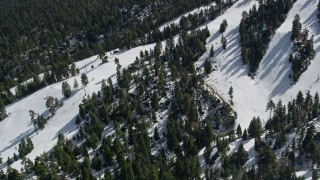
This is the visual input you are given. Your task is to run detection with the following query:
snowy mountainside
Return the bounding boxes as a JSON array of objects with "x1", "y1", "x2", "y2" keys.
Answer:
[
  {"x1": 0, "y1": 0, "x2": 319, "y2": 179},
  {"x1": 0, "y1": 44, "x2": 156, "y2": 170},
  {"x1": 199, "y1": 0, "x2": 320, "y2": 128}
]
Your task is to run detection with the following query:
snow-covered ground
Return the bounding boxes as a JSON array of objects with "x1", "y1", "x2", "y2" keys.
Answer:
[
  {"x1": 0, "y1": 44, "x2": 156, "y2": 170},
  {"x1": 197, "y1": 0, "x2": 320, "y2": 129}
]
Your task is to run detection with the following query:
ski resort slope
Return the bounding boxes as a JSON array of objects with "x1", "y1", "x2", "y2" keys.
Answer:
[
  {"x1": 199, "y1": 0, "x2": 320, "y2": 129},
  {"x1": 0, "y1": 44, "x2": 156, "y2": 170}
]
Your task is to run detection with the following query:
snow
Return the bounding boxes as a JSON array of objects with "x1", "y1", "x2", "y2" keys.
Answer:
[
  {"x1": 0, "y1": 44, "x2": 156, "y2": 170},
  {"x1": 197, "y1": 0, "x2": 320, "y2": 129},
  {"x1": 296, "y1": 170, "x2": 312, "y2": 180}
]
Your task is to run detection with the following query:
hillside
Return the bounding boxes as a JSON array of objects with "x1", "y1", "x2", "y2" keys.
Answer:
[
  {"x1": 0, "y1": 0, "x2": 319, "y2": 179},
  {"x1": 200, "y1": 0, "x2": 320, "y2": 128}
]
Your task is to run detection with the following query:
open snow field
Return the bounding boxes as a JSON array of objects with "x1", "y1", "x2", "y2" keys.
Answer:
[{"x1": 197, "y1": 0, "x2": 320, "y2": 129}]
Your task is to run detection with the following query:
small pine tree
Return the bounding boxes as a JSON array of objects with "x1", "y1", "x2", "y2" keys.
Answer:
[
  {"x1": 204, "y1": 58, "x2": 212, "y2": 74},
  {"x1": 242, "y1": 129, "x2": 248, "y2": 140},
  {"x1": 154, "y1": 127, "x2": 160, "y2": 141},
  {"x1": 291, "y1": 14, "x2": 301, "y2": 41},
  {"x1": 70, "y1": 63, "x2": 77, "y2": 76},
  {"x1": 81, "y1": 73, "x2": 89, "y2": 86},
  {"x1": 210, "y1": 45, "x2": 215, "y2": 57},
  {"x1": 45, "y1": 96, "x2": 58, "y2": 116},
  {"x1": 266, "y1": 100, "x2": 275, "y2": 119},
  {"x1": 219, "y1": 19, "x2": 228, "y2": 33},
  {"x1": 62, "y1": 81, "x2": 71, "y2": 98},
  {"x1": 7, "y1": 157, "x2": 12, "y2": 165},
  {"x1": 236, "y1": 124, "x2": 242, "y2": 137},
  {"x1": 248, "y1": 117, "x2": 262, "y2": 138},
  {"x1": 13, "y1": 153, "x2": 18, "y2": 161},
  {"x1": 76, "y1": 116, "x2": 81, "y2": 125},
  {"x1": 229, "y1": 86, "x2": 233, "y2": 105},
  {"x1": 0, "y1": 100, "x2": 7, "y2": 121},
  {"x1": 73, "y1": 79, "x2": 79, "y2": 89},
  {"x1": 221, "y1": 35, "x2": 227, "y2": 49}
]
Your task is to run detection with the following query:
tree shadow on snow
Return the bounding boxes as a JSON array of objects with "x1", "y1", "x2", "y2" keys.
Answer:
[
  {"x1": 52, "y1": 115, "x2": 77, "y2": 141},
  {"x1": 300, "y1": 0, "x2": 317, "y2": 12},
  {"x1": 0, "y1": 128, "x2": 36, "y2": 154}
]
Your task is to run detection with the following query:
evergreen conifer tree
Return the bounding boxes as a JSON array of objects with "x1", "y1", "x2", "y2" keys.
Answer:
[
  {"x1": 0, "y1": 100, "x2": 7, "y2": 121},
  {"x1": 81, "y1": 74, "x2": 89, "y2": 86},
  {"x1": 204, "y1": 58, "x2": 212, "y2": 74},
  {"x1": 62, "y1": 81, "x2": 71, "y2": 98}
]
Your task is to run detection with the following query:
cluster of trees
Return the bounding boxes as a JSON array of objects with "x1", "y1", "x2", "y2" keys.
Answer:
[
  {"x1": 75, "y1": 27, "x2": 235, "y2": 179},
  {"x1": 18, "y1": 138, "x2": 34, "y2": 158},
  {"x1": 0, "y1": 27, "x2": 238, "y2": 179},
  {"x1": 289, "y1": 15, "x2": 316, "y2": 82},
  {"x1": 239, "y1": 0, "x2": 295, "y2": 74},
  {"x1": 206, "y1": 91, "x2": 320, "y2": 179},
  {"x1": 0, "y1": 0, "x2": 241, "y2": 109},
  {"x1": 0, "y1": 61, "x2": 80, "y2": 112},
  {"x1": 264, "y1": 91, "x2": 320, "y2": 172},
  {"x1": 0, "y1": 0, "x2": 237, "y2": 120},
  {"x1": 29, "y1": 110, "x2": 46, "y2": 130},
  {"x1": 0, "y1": 0, "x2": 226, "y2": 106},
  {"x1": 45, "y1": 96, "x2": 63, "y2": 117},
  {"x1": 219, "y1": 19, "x2": 228, "y2": 33}
]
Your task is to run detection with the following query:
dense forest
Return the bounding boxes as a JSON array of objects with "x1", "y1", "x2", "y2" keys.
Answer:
[
  {"x1": 1, "y1": 21, "x2": 320, "y2": 180},
  {"x1": 1, "y1": 28, "x2": 238, "y2": 179},
  {"x1": 239, "y1": 0, "x2": 295, "y2": 75},
  {"x1": 0, "y1": 0, "x2": 236, "y2": 107},
  {"x1": 1, "y1": 0, "x2": 320, "y2": 179}
]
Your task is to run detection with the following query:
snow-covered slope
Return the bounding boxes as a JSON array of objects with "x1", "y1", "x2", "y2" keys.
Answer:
[
  {"x1": 1, "y1": 0, "x2": 319, "y2": 174},
  {"x1": 198, "y1": 0, "x2": 320, "y2": 128},
  {"x1": 0, "y1": 44, "x2": 156, "y2": 170}
]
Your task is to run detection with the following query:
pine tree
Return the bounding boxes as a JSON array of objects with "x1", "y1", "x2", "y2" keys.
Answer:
[
  {"x1": 312, "y1": 92, "x2": 319, "y2": 118},
  {"x1": 236, "y1": 124, "x2": 242, "y2": 137},
  {"x1": 81, "y1": 73, "x2": 89, "y2": 86},
  {"x1": 0, "y1": 100, "x2": 7, "y2": 121},
  {"x1": 7, "y1": 157, "x2": 12, "y2": 165},
  {"x1": 291, "y1": 14, "x2": 302, "y2": 41},
  {"x1": 45, "y1": 96, "x2": 58, "y2": 116},
  {"x1": 62, "y1": 81, "x2": 71, "y2": 98},
  {"x1": 210, "y1": 45, "x2": 215, "y2": 57},
  {"x1": 236, "y1": 143, "x2": 248, "y2": 165},
  {"x1": 151, "y1": 92, "x2": 159, "y2": 110},
  {"x1": 70, "y1": 63, "x2": 77, "y2": 76},
  {"x1": 229, "y1": 86, "x2": 233, "y2": 105},
  {"x1": 221, "y1": 34, "x2": 227, "y2": 49},
  {"x1": 258, "y1": 145, "x2": 276, "y2": 175},
  {"x1": 204, "y1": 58, "x2": 212, "y2": 74},
  {"x1": 242, "y1": 129, "x2": 248, "y2": 140},
  {"x1": 248, "y1": 117, "x2": 262, "y2": 138},
  {"x1": 73, "y1": 79, "x2": 79, "y2": 89},
  {"x1": 266, "y1": 100, "x2": 275, "y2": 120},
  {"x1": 219, "y1": 19, "x2": 228, "y2": 33},
  {"x1": 154, "y1": 127, "x2": 160, "y2": 141}
]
